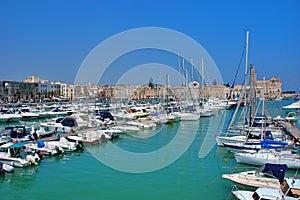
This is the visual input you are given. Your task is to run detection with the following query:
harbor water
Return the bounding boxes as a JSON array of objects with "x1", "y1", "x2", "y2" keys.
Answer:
[{"x1": 0, "y1": 100, "x2": 299, "y2": 200}]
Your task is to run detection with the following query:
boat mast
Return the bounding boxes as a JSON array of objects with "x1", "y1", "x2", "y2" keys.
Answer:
[
  {"x1": 166, "y1": 74, "x2": 169, "y2": 113},
  {"x1": 261, "y1": 77, "x2": 266, "y2": 139},
  {"x1": 243, "y1": 30, "x2": 250, "y2": 132},
  {"x1": 201, "y1": 58, "x2": 204, "y2": 106}
]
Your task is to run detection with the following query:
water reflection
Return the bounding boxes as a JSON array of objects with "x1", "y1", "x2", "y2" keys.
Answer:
[{"x1": 0, "y1": 165, "x2": 39, "y2": 190}]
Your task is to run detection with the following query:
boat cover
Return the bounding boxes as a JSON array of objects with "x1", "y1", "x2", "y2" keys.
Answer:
[
  {"x1": 37, "y1": 140, "x2": 45, "y2": 148},
  {"x1": 261, "y1": 139, "x2": 288, "y2": 149},
  {"x1": 260, "y1": 163, "x2": 288, "y2": 183},
  {"x1": 56, "y1": 117, "x2": 78, "y2": 127}
]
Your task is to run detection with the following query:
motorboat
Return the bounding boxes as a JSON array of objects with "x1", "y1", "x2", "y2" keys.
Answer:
[
  {"x1": 4, "y1": 111, "x2": 22, "y2": 122},
  {"x1": 0, "y1": 141, "x2": 40, "y2": 167},
  {"x1": 40, "y1": 117, "x2": 78, "y2": 133},
  {"x1": 19, "y1": 107, "x2": 39, "y2": 119},
  {"x1": 172, "y1": 111, "x2": 200, "y2": 121},
  {"x1": 40, "y1": 108, "x2": 69, "y2": 118},
  {"x1": 126, "y1": 107, "x2": 150, "y2": 119},
  {"x1": 4, "y1": 125, "x2": 32, "y2": 141},
  {"x1": 44, "y1": 137, "x2": 83, "y2": 152},
  {"x1": 100, "y1": 127, "x2": 123, "y2": 140},
  {"x1": 25, "y1": 140, "x2": 63, "y2": 156},
  {"x1": 232, "y1": 178, "x2": 300, "y2": 200},
  {"x1": 222, "y1": 163, "x2": 288, "y2": 188},
  {"x1": 110, "y1": 124, "x2": 140, "y2": 134},
  {"x1": 95, "y1": 111, "x2": 115, "y2": 122},
  {"x1": 31, "y1": 126, "x2": 56, "y2": 139},
  {"x1": 285, "y1": 112, "x2": 298, "y2": 122},
  {"x1": 282, "y1": 100, "x2": 300, "y2": 112},
  {"x1": 68, "y1": 128, "x2": 110, "y2": 145},
  {"x1": 125, "y1": 118, "x2": 157, "y2": 129}
]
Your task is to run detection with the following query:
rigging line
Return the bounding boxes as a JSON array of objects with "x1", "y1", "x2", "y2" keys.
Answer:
[
  {"x1": 225, "y1": 47, "x2": 245, "y2": 129},
  {"x1": 231, "y1": 47, "x2": 245, "y2": 88},
  {"x1": 226, "y1": 47, "x2": 245, "y2": 104}
]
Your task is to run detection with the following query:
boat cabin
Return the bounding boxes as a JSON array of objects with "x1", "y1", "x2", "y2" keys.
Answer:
[
  {"x1": 4, "y1": 126, "x2": 31, "y2": 139},
  {"x1": 251, "y1": 188, "x2": 283, "y2": 200},
  {"x1": 281, "y1": 179, "x2": 300, "y2": 198},
  {"x1": 251, "y1": 179, "x2": 300, "y2": 200},
  {"x1": 127, "y1": 107, "x2": 149, "y2": 118},
  {"x1": 95, "y1": 111, "x2": 114, "y2": 122}
]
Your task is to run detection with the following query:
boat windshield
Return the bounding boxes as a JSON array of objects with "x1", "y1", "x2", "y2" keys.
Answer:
[
  {"x1": 252, "y1": 192, "x2": 259, "y2": 200},
  {"x1": 281, "y1": 179, "x2": 300, "y2": 198},
  {"x1": 252, "y1": 191, "x2": 274, "y2": 200}
]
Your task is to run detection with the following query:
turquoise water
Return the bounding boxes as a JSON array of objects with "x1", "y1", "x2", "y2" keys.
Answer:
[{"x1": 0, "y1": 100, "x2": 299, "y2": 200}]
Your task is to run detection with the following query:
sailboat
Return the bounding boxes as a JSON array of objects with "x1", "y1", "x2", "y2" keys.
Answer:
[
  {"x1": 216, "y1": 31, "x2": 286, "y2": 151},
  {"x1": 216, "y1": 30, "x2": 251, "y2": 147}
]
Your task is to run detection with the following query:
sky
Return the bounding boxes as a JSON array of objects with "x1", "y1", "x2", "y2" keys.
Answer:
[{"x1": 0, "y1": 0, "x2": 299, "y2": 92}]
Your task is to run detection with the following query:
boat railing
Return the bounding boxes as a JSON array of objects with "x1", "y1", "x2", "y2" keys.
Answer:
[
  {"x1": 224, "y1": 166, "x2": 256, "y2": 174},
  {"x1": 231, "y1": 185, "x2": 248, "y2": 200}
]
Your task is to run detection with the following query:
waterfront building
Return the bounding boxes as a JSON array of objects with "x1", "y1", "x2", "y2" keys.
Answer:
[
  {"x1": 99, "y1": 85, "x2": 114, "y2": 100},
  {"x1": 61, "y1": 83, "x2": 75, "y2": 100},
  {"x1": 24, "y1": 76, "x2": 62, "y2": 100},
  {"x1": 256, "y1": 77, "x2": 282, "y2": 99},
  {"x1": 0, "y1": 80, "x2": 38, "y2": 103},
  {"x1": 205, "y1": 85, "x2": 230, "y2": 100},
  {"x1": 24, "y1": 76, "x2": 41, "y2": 83}
]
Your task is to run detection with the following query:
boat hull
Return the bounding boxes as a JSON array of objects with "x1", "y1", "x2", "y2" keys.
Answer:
[{"x1": 235, "y1": 152, "x2": 300, "y2": 169}]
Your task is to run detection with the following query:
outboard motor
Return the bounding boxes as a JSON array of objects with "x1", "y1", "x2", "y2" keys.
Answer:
[
  {"x1": 75, "y1": 141, "x2": 84, "y2": 151},
  {"x1": 36, "y1": 150, "x2": 44, "y2": 160},
  {"x1": 0, "y1": 162, "x2": 4, "y2": 175},
  {"x1": 0, "y1": 162, "x2": 14, "y2": 173},
  {"x1": 55, "y1": 146, "x2": 64, "y2": 155},
  {"x1": 26, "y1": 154, "x2": 39, "y2": 166}
]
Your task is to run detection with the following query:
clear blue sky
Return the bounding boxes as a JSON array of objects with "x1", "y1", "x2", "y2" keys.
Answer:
[{"x1": 1, "y1": 0, "x2": 299, "y2": 92}]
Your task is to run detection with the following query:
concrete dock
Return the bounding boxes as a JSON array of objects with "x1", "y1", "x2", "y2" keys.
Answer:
[{"x1": 283, "y1": 122, "x2": 300, "y2": 143}]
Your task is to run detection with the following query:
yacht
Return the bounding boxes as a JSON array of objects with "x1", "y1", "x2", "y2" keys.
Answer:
[
  {"x1": 19, "y1": 107, "x2": 39, "y2": 119},
  {"x1": 283, "y1": 100, "x2": 300, "y2": 112}
]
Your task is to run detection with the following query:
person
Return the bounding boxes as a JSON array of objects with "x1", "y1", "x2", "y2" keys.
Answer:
[
  {"x1": 20, "y1": 146, "x2": 28, "y2": 159},
  {"x1": 33, "y1": 129, "x2": 38, "y2": 142}
]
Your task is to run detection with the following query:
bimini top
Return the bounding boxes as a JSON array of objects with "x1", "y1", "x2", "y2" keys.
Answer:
[{"x1": 0, "y1": 141, "x2": 30, "y2": 149}]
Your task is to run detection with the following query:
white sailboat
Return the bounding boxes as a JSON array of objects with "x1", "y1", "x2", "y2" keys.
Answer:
[
  {"x1": 223, "y1": 163, "x2": 287, "y2": 189},
  {"x1": 234, "y1": 148, "x2": 300, "y2": 169}
]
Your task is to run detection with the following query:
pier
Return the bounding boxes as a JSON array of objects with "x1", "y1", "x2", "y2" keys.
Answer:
[{"x1": 283, "y1": 122, "x2": 300, "y2": 143}]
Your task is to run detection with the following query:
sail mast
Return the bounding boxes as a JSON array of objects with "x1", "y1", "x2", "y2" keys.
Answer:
[{"x1": 243, "y1": 30, "x2": 250, "y2": 131}]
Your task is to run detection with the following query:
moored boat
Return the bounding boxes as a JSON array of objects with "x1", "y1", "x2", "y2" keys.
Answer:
[
  {"x1": 232, "y1": 178, "x2": 300, "y2": 200},
  {"x1": 234, "y1": 149, "x2": 300, "y2": 169},
  {"x1": 222, "y1": 163, "x2": 287, "y2": 189},
  {"x1": 0, "y1": 141, "x2": 40, "y2": 167}
]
